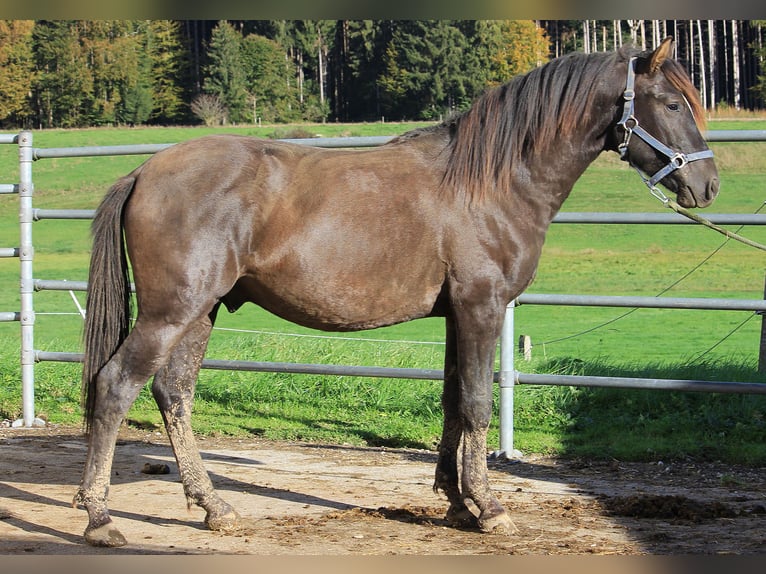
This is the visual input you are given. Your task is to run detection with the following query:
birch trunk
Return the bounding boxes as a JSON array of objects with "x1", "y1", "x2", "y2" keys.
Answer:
[
  {"x1": 732, "y1": 20, "x2": 741, "y2": 110},
  {"x1": 707, "y1": 20, "x2": 716, "y2": 110},
  {"x1": 697, "y1": 20, "x2": 707, "y2": 110}
]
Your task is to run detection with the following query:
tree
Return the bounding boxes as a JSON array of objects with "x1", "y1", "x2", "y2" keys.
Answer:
[
  {"x1": 290, "y1": 20, "x2": 334, "y2": 121},
  {"x1": 487, "y1": 20, "x2": 550, "y2": 83},
  {"x1": 118, "y1": 47, "x2": 154, "y2": 126},
  {"x1": 147, "y1": 20, "x2": 189, "y2": 124},
  {"x1": 331, "y1": 20, "x2": 390, "y2": 121},
  {"x1": 378, "y1": 20, "x2": 472, "y2": 120},
  {"x1": 203, "y1": 21, "x2": 248, "y2": 123},
  {"x1": 752, "y1": 20, "x2": 766, "y2": 107},
  {"x1": 191, "y1": 93, "x2": 226, "y2": 126},
  {"x1": 0, "y1": 20, "x2": 35, "y2": 127},
  {"x1": 377, "y1": 20, "x2": 549, "y2": 121},
  {"x1": 80, "y1": 21, "x2": 140, "y2": 124},
  {"x1": 241, "y1": 33, "x2": 298, "y2": 122},
  {"x1": 32, "y1": 21, "x2": 95, "y2": 127}
]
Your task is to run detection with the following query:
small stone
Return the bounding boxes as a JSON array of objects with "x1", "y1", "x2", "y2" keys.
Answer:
[{"x1": 141, "y1": 463, "x2": 170, "y2": 475}]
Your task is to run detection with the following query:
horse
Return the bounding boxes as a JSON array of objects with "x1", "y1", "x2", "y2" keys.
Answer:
[{"x1": 74, "y1": 37, "x2": 718, "y2": 546}]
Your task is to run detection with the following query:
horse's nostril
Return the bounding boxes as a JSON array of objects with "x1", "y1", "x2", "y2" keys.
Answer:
[{"x1": 707, "y1": 177, "x2": 720, "y2": 202}]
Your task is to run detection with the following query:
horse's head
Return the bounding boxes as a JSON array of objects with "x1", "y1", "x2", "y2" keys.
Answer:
[{"x1": 613, "y1": 37, "x2": 719, "y2": 208}]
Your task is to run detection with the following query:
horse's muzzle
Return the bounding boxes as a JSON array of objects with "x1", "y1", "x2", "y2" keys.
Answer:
[{"x1": 678, "y1": 176, "x2": 719, "y2": 208}]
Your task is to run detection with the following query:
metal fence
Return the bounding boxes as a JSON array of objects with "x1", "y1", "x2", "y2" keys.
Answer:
[{"x1": 2, "y1": 130, "x2": 766, "y2": 457}]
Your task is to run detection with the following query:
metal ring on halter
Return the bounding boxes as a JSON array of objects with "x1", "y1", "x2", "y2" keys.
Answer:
[{"x1": 669, "y1": 153, "x2": 687, "y2": 169}]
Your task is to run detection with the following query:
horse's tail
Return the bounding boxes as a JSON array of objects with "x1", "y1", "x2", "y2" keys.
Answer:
[{"x1": 81, "y1": 175, "x2": 137, "y2": 435}]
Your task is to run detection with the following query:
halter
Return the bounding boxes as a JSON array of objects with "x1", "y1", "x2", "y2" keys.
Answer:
[
  {"x1": 617, "y1": 57, "x2": 714, "y2": 202},
  {"x1": 615, "y1": 58, "x2": 766, "y2": 251}
]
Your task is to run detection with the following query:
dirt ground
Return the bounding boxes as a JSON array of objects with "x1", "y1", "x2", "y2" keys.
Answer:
[{"x1": 0, "y1": 423, "x2": 764, "y2": 555}]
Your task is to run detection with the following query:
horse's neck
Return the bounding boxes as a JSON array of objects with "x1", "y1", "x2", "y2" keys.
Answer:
[{"x1": 512, "y1": 127, "x2": 611, "y2": 225}]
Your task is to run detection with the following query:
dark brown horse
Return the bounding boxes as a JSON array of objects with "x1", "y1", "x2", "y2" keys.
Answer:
[{"x1": 74, "y1": 38, "x2": 718, "y2": 546}]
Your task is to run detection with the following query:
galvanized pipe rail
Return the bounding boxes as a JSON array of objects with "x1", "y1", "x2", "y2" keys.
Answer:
[
  {"x1": 2, "y1": 130, "x2": 765, "y2": 456},
  {"x1": 29, "y1": 209, "x2": 766, "y2": 226},
  {"x1": 30, "y1": 278, "x2": 766, "y2": 312}
]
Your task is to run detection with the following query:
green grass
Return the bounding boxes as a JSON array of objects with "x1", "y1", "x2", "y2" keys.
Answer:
[{"x1": 1, "y1": 120, "x2": 765, "y2": 464}]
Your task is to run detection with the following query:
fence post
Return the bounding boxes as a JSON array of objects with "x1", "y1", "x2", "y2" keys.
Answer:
[
  {"x1": 15, "y1": 131, "x2": 42, "y2": 428},
  {"x1": 497, "y1": 301, "x2": 521, "y2": 458}
]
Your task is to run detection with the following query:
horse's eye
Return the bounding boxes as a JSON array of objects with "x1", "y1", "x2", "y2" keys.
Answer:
[{"x1": 666, "y1": 103, "x2": 681, "y2": 112}]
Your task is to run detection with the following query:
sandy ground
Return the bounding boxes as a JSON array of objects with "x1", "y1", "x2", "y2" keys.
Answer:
[{"x1": 1, "y1": 423, "x2": 764, "y2": 555}]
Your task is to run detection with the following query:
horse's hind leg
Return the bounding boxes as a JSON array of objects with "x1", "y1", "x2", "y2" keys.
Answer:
[
  {"x1": 74, "y1": 320, "x2": 192, "y2": 547},
  {"x1": 151, "y1": 306, "x2": 242, "y2": 533}
]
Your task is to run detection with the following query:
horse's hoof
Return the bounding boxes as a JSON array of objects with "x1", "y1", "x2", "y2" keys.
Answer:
[
  {"x1": 84, "y1": 524, "x2": 128, "y2": 547},
  {"x1": 478, "y1": 510, "x2": 519, "y2": 535},
  {"x1": 205, "y1": 509, "x2": 243, "y2": 532}
]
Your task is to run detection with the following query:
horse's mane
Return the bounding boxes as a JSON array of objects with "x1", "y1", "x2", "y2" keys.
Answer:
[{"x1": 441, "y1": 45, "x2": 706, "y2": 202}]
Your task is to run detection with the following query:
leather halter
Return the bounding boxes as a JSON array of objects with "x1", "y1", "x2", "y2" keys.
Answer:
[{"x1": 617, "y1": 57, "x2": 714, "y2": 196}]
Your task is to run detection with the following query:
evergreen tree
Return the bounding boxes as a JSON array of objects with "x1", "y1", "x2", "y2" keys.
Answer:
[
  {"x1": 32, "y1": 21, "x2": 95, "y2": 128},
  {"x1": 241, "y1": 33, "x2": 298, "y2": 122},
  {"x1": 86, "y1": 21, "x2": 159, "y2": 125},
  {"x1": 379, "y1": 20, "x2": 440, "y2": 120},
  {"x1": 378, "y1": 21, "x2": 483, "y2": 120},
  {"x1": 147, "y1": 20, "x2": 189, "y2": 124},
  {"x1": 118, "y1": 36, "x2": 154, "y2": 126},
  {"x1": 203, "y1": 21, "x2": 249, "y2": 124},
  {"x1": 332, "y1": 20, "x2": 390, "y2": 121}
]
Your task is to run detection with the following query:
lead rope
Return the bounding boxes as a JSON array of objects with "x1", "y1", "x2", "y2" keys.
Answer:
[{"x1": 640, "y1": 175, "x2": 766, "y2": 252}]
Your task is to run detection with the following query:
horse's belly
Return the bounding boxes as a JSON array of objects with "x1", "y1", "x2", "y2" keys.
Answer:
[{"x1": 226, "y1": 269, "x2": 443, "y2": 332}]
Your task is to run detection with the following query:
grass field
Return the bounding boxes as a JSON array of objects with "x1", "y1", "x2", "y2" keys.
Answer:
[{"x1": 1, "y1": 120, "x2": 765, "y2": 463}]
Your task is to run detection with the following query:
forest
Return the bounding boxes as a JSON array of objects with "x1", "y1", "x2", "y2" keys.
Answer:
[{"x1": 0, "y1": 19, "x2": 765, "y2": 129}]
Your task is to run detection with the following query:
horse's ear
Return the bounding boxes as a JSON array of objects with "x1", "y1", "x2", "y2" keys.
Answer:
[{"x1": 649, "y1": 37, "x2": 674, "y2": 73}]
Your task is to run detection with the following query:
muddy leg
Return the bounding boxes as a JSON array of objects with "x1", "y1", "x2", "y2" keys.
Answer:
[
  {"x1": 151, "y1": 308, "x2": 242, "y2": 532},
  {"x1": 74, "y1": 321, "x2": 188, "y2": 547},
  {"x1": 454, "y1": 306, "x2": 517, "y2": 534},
  {"x1": 434, "y1": 316, "x2": 477, "y2": 527}
]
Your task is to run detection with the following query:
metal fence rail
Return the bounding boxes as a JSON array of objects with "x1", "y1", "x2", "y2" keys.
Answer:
[{"x1": 2, "y1": 130, "x2": 765, "y2": 457}]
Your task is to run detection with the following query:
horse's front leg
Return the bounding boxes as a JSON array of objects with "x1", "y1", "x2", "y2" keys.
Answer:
[
  {"x1": 151, "y1": 311, "x2": 242, "y2": 533},
  {"x1": 434, "y1": 316, "x2": 477, "y2": 527},
  {"x1": 453, "y1": 304, "x2": 518, "y2": 534}
]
